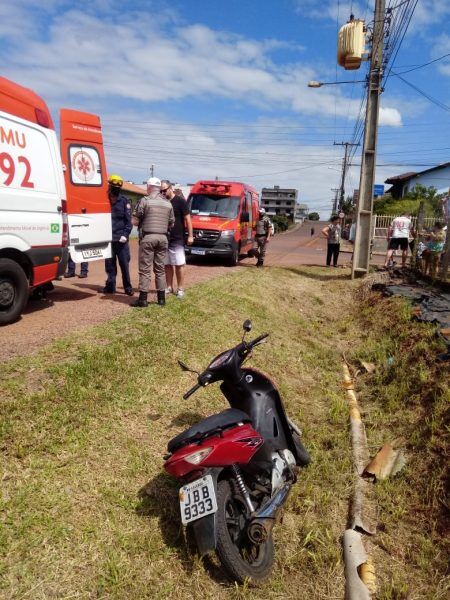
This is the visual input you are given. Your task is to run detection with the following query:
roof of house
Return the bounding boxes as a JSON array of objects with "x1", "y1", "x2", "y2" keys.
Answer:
[
  {"x1": 122, "y1": 181, "x2": 146, "y2": 195},
  {"x1": 385, "y1": 162, "x2": 450, "y2": 184},
  {"x1": 384, "y1": 171, "x2": 417, "y2": 184}
]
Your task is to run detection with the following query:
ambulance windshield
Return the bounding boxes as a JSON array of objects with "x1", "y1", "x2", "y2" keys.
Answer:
[{"x1": 190, "y1": 194, "x2": 240, "y2": 218}]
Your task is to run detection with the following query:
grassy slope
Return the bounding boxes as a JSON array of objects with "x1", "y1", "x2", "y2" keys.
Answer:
[
  {"x1": 347, "y1": 294, "x2": 449, "y2": 600},
  {"x1": 1, "y1": 267, "x2": 353, "y2": 600},
  {"x1": 1, "y1": 268, "x2": 447, "y2": 599}
]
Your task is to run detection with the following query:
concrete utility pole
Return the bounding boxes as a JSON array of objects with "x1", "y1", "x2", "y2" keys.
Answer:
[
  {"x1": 150, "y1": 164, "x2": 154, "y2": 177},
  {"x1": 351, "y1": 0, "x2": 386, "y2": 279},
  {"x1": 334, "y1": 142, "x2": 360, "y2": 212},
  {"x1": 331, "y1": 188, "x2": 339, "y2": 215}
]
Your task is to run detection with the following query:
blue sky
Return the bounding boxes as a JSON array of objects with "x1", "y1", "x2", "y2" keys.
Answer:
[{"x1": 1, "y1": 0, "x2": 449, "y2": 216}]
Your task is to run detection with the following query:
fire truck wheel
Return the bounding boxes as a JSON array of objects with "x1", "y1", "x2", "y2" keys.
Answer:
[
  {"x1": 0, "y1": 258, "x2": 29, "y2": 326},
  {"x1": 227, "y1": 247, "x2": 239, "y2": 267}
]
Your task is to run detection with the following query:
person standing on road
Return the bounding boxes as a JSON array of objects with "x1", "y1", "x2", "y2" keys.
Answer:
[
  {"x1": 310, "y1": 226, "x2": 315, "y2": 237},
  {"x1": 253, "y1": 207, "x2": 271, "y2": 267},
  {"x1": 161, "y1": 180, "x2": 194, "y2": 298},
  {"x1": 383, "y1": 212, "x2": 414, "y2": 269},
  {"x1": 64, "y1": 255, "x2": 88, "y2": 279},
  {"x1": 322, "y1": 215, "x2": 341, "y2": 267},
  {"x1": 100, "y1": 174, "x2": 133, "y2": 296},
  {"x1": 131, "y1": 177, "x2": 174, "y2": 308}
]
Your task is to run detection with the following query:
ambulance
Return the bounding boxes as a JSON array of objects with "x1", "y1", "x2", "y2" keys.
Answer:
[
  {"x1": 0, "y1": 77, "x2": 112, "y2": 325},
  {"x1": 186, "y1": 180, "x2": 259, "y2": 266}
]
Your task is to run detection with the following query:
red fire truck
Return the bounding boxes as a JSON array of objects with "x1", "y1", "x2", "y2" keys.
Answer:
[{"x1": 186, "y1": 180, "x2": 259, "y2": 266}]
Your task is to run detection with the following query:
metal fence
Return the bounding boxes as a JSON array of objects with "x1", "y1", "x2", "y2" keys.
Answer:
[{"x1": 372, "y1": 214, "x2": 439, "y2": 239}]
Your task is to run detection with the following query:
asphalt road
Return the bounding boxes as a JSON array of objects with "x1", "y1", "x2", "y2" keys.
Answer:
[{"x1": 0, "y1": 222, "x2": 359, "y2": 362}]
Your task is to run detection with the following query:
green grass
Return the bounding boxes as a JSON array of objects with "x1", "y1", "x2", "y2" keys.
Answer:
[
  {"x1": 348, "y1": 293, "x2": 450, "y2": 599},
  {"x1": 2, "y1": 267, "x2": 447, "y2": 599},
  {"x1": 1, "y1": 267, "x2": 354, "y2": 599}
]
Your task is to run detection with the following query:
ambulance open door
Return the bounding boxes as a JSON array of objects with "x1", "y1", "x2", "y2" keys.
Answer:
[{"x1": 60, "y1": 109, "x2": 112, "y2": 262}]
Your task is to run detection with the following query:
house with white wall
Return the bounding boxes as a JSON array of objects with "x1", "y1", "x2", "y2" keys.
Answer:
[{"x1": 385, "y1": 162, "x2": 450, "y2": 199}]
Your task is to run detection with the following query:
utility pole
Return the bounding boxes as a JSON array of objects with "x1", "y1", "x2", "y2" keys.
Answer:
[
  {"x1": 331, "y1": 188, "x2": 339, "y2": 215},
  {"x1": 334, "y1": 141, "x2": 360, "y2": 212},
  {"x1": 351, "y1": 0, "x2": 385, "y2": 279},
  {"x1": 150, "y1": 163, "x2": 154, "y2": 177}
]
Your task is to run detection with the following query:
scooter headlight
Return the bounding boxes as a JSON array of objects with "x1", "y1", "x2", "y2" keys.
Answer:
[
  {"x1": 184, "y1": 447, "x2": 213, "y2": 465},
  {"x1": 209, "y1": 349, "x2": 232, "y2": 368}
]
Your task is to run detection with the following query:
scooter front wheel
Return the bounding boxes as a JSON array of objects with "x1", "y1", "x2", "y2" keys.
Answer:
[{"x1": 215, "y1": 479, "x2": 274, "y2": 584}]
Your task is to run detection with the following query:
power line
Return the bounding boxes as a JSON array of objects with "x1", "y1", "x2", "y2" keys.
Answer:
[
  {"x1": 394, "y1": 52, "x2": 450, "y2": 74},
  {"x1": 383, "y1": 0, "x2": 419, "y2": 86},
  {"x1": 393, "y1": 72, "x2": 450, "y2": 112}
]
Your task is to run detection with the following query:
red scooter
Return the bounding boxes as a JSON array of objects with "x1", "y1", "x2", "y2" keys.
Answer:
[{"x1": 164, "y1": 320, "x2": 310, "y2": 584}]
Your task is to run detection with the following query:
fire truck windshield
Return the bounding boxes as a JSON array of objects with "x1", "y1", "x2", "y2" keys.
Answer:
[{"x1": 190, "y1": 194, "x2": 240, "y2": 218}]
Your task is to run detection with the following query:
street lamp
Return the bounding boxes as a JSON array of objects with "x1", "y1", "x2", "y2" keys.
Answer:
[{"x1": 307, "y1": 79, "x2": 366, "y2": 87}]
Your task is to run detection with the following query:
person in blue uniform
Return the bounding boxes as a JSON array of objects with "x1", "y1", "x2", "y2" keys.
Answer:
[
  {"x1": 99, "y1": 174, "x2": 133, "y2": 295},
  {"x1": 64, "y1": 255, "x2": 88, "y2": 278}
]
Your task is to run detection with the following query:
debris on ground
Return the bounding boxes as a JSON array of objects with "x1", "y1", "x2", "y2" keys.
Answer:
[
  {"x1": 372, "y1": 274, "x2": 450, "y2": 360},
  {"x1": 343, "y1": 529, "x2": 374, "y2": 600},
  {"x1": 364, "y1": 439, "x2": 406, "y2": 481}
]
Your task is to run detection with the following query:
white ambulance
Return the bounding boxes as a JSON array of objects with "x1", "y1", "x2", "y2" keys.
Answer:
[{"x1": 0, "y1": 77, "x2": 112, "y2": 325}]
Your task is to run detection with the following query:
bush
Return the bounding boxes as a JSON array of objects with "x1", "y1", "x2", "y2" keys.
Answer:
[{"x1": 271, "y1": 215, "x2": 290, "y2": 233}]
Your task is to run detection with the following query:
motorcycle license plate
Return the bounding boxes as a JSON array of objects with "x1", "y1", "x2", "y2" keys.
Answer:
[{"x1": 179, "y1": 475, "x2": 217, "y2": 525}]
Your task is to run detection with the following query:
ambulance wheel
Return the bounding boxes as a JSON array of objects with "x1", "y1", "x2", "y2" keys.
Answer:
[
  {"x1": 0, "y1": 259, "x2": 29, "y2": 325},
  {"x1": 227, "y1": 247, "x2": 239, "y2": 267}
]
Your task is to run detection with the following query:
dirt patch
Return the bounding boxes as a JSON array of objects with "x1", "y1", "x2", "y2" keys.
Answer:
[
  {"x1": 0, "y1": 241, "x2": 241, "y2": 363},
  {"x1": 2, "y1": 224, "x2": 377, "y2": 365}
]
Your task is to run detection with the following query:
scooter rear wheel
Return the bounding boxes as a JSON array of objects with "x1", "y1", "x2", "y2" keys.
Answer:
[{"x1": 215, "y1": 479, "x2": 274, "y2": 584}]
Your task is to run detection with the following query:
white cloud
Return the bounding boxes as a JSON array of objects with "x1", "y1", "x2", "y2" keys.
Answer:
[
  {"x1": 293, "y1": 1, "x2": 369, "y2": 22},
  {"x1": 432, "y1": 34, "x2": 450, "y2": 76},
  {"x1": 412, "y1": 0, "x2": 450, "y2": 27},
  {"x1": 379, "y1": 107, "x2": 402, "y2": 127},
  {"x1": 1, "y1": 4, "x2": 403, "y2": 126},
  {"x1": 2, "y1": 1, "x2": 435, "y2": 218}
]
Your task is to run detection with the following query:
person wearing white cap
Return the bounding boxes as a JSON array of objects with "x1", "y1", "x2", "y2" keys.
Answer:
[
  {"x1": 130, "y1": 177, "x2": 174, "y2": 307},
  {"x1": 252, "y1": 207, "x2": 271, "y2": 267}
]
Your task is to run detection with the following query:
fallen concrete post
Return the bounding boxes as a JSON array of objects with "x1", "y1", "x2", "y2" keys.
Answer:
[{"x1": 343, "y1": 529, "x2": 373, "y2": 600}]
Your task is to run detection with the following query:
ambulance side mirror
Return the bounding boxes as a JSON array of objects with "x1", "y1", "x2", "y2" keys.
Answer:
[{"x1": 240, "y1": 211, "x2": 249, "y2": 223}]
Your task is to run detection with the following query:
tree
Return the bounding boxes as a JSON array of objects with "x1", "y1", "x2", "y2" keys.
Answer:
[
  {"x1": 340, "y1": 195, "x2": 356, "y2": 216},
  {"x1": 271, "y1": 215, "x2": 290, "y2": 233},
  {"x1": 373, "y1": 184, "x2": 445, "y2": 217},
  {"x1": 308, "y1": 212, "x2": 320, "y2": 221}
]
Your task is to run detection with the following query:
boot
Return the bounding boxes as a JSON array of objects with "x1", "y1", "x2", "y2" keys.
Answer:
[
  {"x1": 130, "y1": 291, "x2": 148, "y2": 308},
  {"x1": 157, "y1": 290, "x2": 166, "y2": 306},
  {"x1": 256, "y1": 260, "x2": 263, "y2": 268}
]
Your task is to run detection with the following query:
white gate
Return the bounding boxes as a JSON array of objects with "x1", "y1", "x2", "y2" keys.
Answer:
[{"x1": 372, "y1": 214, "x2": 439, "y2": 239}]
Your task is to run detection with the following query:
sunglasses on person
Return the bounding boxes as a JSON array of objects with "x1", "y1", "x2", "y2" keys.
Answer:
[{"x1": 160, "y1": 186, "x2": 171, "y2": 193}]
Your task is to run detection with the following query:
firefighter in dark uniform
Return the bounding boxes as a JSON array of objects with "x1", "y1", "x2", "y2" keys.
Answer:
[
  {"x1": 253, "y1": 207, "x2": 271, "y2": 267},
  {"x1": 100, "y1": 174, "x2": 133, "y2": 295}
]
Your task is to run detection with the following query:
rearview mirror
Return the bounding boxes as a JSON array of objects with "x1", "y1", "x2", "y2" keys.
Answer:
[
  {"x1": 243, "y1": 319, "x2": 252, "y2": 332},
  {"x1": 178, "y1": 360, "x2": 192, "y2": 372},
  {"x1": 240, "y1": 211, "x2": 250, "y2": 223}
]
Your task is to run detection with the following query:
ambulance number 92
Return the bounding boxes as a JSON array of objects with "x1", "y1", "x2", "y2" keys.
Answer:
[{"x1": 0, "y1": 152, "x2": 34, "y2": 188}]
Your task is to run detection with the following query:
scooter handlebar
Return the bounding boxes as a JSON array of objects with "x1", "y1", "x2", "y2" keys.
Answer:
[
  {"x1": 248, "y1": 333, "x2": 269, "y2": 348},
  {"x1": 183, "y1": 382, "x2": 202, "y2": 400}
]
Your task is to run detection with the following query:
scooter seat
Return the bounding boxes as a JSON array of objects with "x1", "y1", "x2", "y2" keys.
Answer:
[{"x1": 168, "y1": 408, "x2": 250, "y2": 453}]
